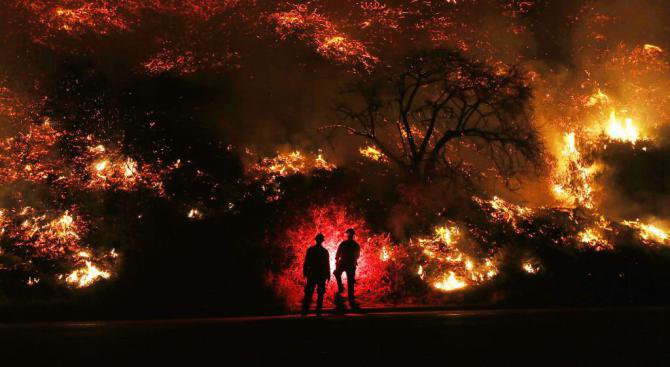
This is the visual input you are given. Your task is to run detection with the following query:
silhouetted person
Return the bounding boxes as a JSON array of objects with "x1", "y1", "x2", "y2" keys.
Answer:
[
  {"x1": 302, "y1": 233, "x2": 330, "y2": 316},
  {"x1": 334, "y1": 228, "x2": 361, "y2": 309}
]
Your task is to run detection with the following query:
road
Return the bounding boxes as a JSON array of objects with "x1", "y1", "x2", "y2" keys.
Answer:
[{"x1": 1, "y1": 307, "x2": 668, "y2": 366}]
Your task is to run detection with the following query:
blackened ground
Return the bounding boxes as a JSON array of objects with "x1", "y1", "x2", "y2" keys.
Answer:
[{"x1": 1, "y1": 307, "x2": 669, "y2": 366}]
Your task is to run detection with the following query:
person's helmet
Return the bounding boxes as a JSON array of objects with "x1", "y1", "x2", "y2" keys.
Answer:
[
  {"x1": 345, "y1": 228, "x2": 355, "y2": 235},
  {"x1": 315, "y1": 233, "x2": 325, "y2": 242}
]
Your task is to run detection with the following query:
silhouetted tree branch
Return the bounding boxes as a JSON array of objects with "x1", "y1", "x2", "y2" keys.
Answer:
[{"x1": 334, "y1": 49, "x2": 544, "y2": 185}]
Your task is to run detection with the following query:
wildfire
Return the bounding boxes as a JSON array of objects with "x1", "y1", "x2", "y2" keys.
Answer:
[{"x1": 10, "y1": 0, "x2": 670, "y2": 308}]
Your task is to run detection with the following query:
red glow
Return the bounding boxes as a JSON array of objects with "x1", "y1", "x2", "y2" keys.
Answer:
[{"x1": 269, "y1": 203, "x2": 392, "y2": 309}]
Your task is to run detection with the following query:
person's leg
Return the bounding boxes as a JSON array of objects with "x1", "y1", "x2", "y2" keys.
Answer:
[
  {"x1": 334, "y1": 267, "x2": 344, "y2": 293},
  {"x1": 316, "y1": 280, "x2": 326, "y2": 316},
  {"x1": 346, "y1": 268, "x2": 357, "y2": 306},
  {"x1": 302, "y1": 279, "x2": 316, "y2": 316}
]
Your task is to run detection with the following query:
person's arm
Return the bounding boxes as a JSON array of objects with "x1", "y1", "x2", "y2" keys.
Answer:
[
  {"x1": 335, "y1": 243, "x2": 343, "y2": 264},
  {"x1": 354, "y1": 242, "x2": 361, "y2": 261},
  {"x1": 326, "y1": 251, "x2": 331, "y2": 280},
  {"x1": 303, "y1": 249, "x2": 310, "y2": 277}
]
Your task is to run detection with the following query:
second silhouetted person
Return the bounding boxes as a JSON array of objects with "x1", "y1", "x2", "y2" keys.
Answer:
[{"x1": 334, "y1": 228, "x2": 361, "y2": 309}]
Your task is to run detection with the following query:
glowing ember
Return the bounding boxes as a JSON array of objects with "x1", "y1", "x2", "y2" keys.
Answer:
[
  {"x1": 474, "y1": 196, "x2": 533, "y2": 233},
  {"x1": 270, "y1": 5, "x2": 378, "y2": 71},
  {"x1": 250, "y1": 151, "x2": 334, "y2": 179},
  {"x1": 0, "y1": 205, "x2": 118, "y2": 288},
  {"x1": 247, "y1": 150, "x2": 336, "y2": 200}
]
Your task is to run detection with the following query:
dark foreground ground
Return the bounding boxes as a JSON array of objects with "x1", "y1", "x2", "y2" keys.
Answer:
[{"x1": 1, "y1": 307, "x2": 669, "y2": 366}]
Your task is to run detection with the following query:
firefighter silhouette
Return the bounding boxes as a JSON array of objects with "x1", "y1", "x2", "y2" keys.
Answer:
[
  {"x1": 301, "y1": 233, "x2": 330, "y2": 316},
  {"x1": 334, "y1": 228, "x2": 361, "y2": 309}
]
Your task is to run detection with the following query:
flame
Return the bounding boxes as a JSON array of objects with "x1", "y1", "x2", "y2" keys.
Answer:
[
  {"x1": 578, "y1": 227, "x2": 612, "y2": 251},
  {"x1": 247, "y1": 150, "x2": 335, "y2": 201},
  {"x1": 622, "y1": 220, "x2": 670, "y2": 245},
  {"x1": 643, "y1": 44, "x2": 663, "y2": 54},
  {"x1": 359, "y1": 146, "x2": 386, "y2": 162},
  {"x1": 605, "y1": 110, "x2": 640, "y2": 144},
  {"x1": 475, "y1": 196, "x2": 533, "y2": 233},
  {"x1": 522, "y1": 261, "x2": 540, "y2": 274},
  {"x1": 434, "y1": 225, "x2": 459, "y2": 245},
  {"x1": 586, "y1": 89, "x2": 610, "y2": 107},
  {"x1": 552, "y1": 132, "x2": 598, "y2": 209},
  {"x1": 187, "y1": 208, "x2": 203, "y2": 219},
  {"x1": 66, "y1": 261, "x2": 111, "y2": 288},
  {"x1": 252, "y1": 150, "x2": 334, "y2": 179},
  {"x1": 433, "y1": 272, "x2": 467, "y2": 291},
  {"x1": 380, "y1": 245, "x2": 391, "y2": 261},
  {"x1": 413, "y1": 224, "x2": 499, "y2": 292}
]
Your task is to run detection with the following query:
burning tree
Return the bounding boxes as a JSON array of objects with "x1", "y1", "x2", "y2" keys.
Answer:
[{"x1": 334, "y1": 49, "x2": 543, "y2": 185}]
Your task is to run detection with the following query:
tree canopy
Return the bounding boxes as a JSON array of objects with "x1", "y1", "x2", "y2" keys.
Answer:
[{"x1": 335, "y1": 49, "x2": 544, "y2": 186}]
